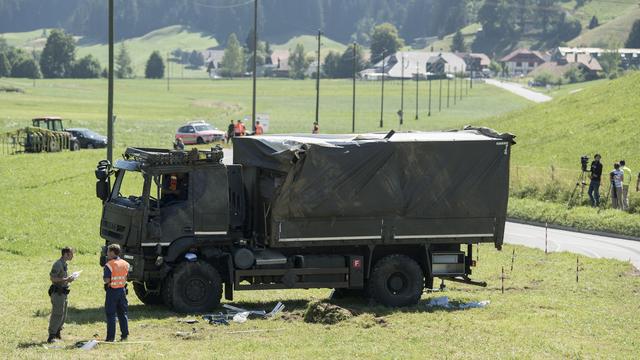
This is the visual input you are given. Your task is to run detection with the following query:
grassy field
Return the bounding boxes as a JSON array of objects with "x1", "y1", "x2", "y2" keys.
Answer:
[
  {"x1": 480, "y1": 71, "x2": 640, "y2": 235},
  {"x1": 1, "y1": 25, "x2": 218, "y2": 78},
  {"x1": 0, "y1": 77, "x2": 530, "y2": 149},
  {"x1": 272, "y1": 34, "x2": 347, "y2": 55},
  {"x1": 1, "y1": 69, "x2": 639, "y2": 358},
  {"x1": 569, "y1": 4, "x2": 640, "y2": 47}
]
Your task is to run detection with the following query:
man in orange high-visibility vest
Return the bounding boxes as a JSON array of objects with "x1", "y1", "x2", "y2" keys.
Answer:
[{"x1": 103, "y1": 244, "x2": 130, "y2": 342}]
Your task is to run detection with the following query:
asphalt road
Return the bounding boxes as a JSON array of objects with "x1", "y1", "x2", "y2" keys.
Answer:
[
  {"x1": 222, "y1": 146, "x2": 639, "y2": 269},
  {"x1": 485, "y1": 79, "x2": 552, "y2": 103},
  {"x1": 505, "y1": 222, "x2": 640, "y2": 269}
]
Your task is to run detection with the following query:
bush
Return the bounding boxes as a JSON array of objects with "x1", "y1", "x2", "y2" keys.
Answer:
[
  {"x1": 533, "y1": 72, "x2": 561, "y2": 86},
  {"x1": 72, "y1": 55, "x2": 101, "y2": 78},
  {"x1": 564, "y1": 66, "x2": 584, "y2": 84},
  {"x1": 11, "y1": 58, "x2": 41, "y2": 78}
]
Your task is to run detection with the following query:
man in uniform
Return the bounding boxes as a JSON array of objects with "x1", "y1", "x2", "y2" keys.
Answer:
[
  {"x1": 48, "y1": 247, "x2": 75, "y2": 343},
  {"x1": 103, "y1": 244, "x2": 130, "y2": 342}
]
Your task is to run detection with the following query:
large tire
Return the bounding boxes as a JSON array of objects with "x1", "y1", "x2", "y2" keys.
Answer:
[
  {"x1": 161, "y1": 275, "x2": 173, "y2": 308},
  {"x1": 133, "y1": 281, "x2": 163, "y2": 305},
  {"x1": 368, "y1": 254, "x2": 424, "y2": 307},
  {"x1": 330, "y1": 288, "x2": 366, "y2": 300},
  {"x1": 169, "y1": 261, "x2": 222, "y2": 313}
]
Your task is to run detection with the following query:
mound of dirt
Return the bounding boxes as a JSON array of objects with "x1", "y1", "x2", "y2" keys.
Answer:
[{"x1": 303, "y1": 301, "x2": 353, "y2": 325}]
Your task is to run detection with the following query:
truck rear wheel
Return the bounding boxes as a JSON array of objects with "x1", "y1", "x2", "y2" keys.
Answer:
[
  {"x1": 368, "y1": 254, "x2": 424, "y2": 307},
  {"x1": 133, "y1": 281, "x2": 163, "y2": 305},
  {"x1": 169, "y1": 261, "x2": 222, "y2": 313}
]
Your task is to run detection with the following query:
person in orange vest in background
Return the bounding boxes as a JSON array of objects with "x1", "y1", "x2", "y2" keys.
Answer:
[
  {"x1": 103, "y1": 244, "x2": 130, "y2": 342},
  {"x1": 254, "y1": 120, "x2": 264, "y2": 135},
  {"x1": 234, "y1": 119, "x2": 246, "y2": 137}
]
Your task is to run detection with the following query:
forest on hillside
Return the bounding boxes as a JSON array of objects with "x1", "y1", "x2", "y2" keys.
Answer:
[{"x1": 0, "y1": 0, "x2": 603, "y2": 53}]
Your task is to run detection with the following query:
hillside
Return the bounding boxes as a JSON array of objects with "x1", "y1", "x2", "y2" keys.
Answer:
[
  {"x1": 272, "y1": 35, "x2": 347, "y2": 56},
  {"x1": 77, "y1": 26, "x2": 217, "y2": 76},
  {"x1": 569, "y1": 4, "x2": 640, "y2": 47},
  {"x1": 481, "y1": 71, "x2": 640, "y2": 169}
]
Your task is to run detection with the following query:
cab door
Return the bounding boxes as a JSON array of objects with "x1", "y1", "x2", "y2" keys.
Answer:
[
  {"x1": 191, "y1": 166, "x2": 229, "y2": 236},
  {"x1": 158, "y1": 172, "x2": 194, "y2": 244}
]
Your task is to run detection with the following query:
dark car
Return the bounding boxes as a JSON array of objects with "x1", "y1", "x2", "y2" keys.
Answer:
[{"x1": 66, "y1": 128, "x2": 108, "y2": 149}]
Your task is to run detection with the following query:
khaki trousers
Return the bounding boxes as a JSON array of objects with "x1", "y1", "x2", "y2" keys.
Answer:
[{"x1": 48, "y1": 293, "x2": 68, "y2": 335}]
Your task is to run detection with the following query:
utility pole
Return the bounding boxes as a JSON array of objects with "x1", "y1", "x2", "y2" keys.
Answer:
[
  {"x1": 379, "y1": 50, "x2": 385, "y2": 128},
  {"x1": 466, "y1": 70, "x2": 469, "y2": 95},
  {"x1": 315, "y1": 29, "x2": 322, "y2": 125},
  {"x1": 428, "y1": 75, "x2": 432, "y2": 117},
  {"x1": 352, "y1": 42, "x2": 357, "y2": 133},
  {"x1": 415, "y1": 62, "x2": 419, "y2": 120},
  {"x1": 166, "y1": 52, "x2": 170, "y2": 91},
  {"x1": 400, "y1": 55, "x2": 404, "y2": 126},
  {"x1": 251, "y1": 0, "x2": 258, "y2": 132},
  {"x1": 460, "y1": 68, "x2": 463, "y2": 101},
  {"x1": 438, "y1": 75, "x2": 442, "y2": 112},
  {"x1": 107, "y1": 0, "x2": 114, "y2": 164},
  {"x1": 453, "y1": 66, "x2": 457, "y2": 106},
  {"x1": 447, "y1": 67, "x2": 450, "y2": 108}
]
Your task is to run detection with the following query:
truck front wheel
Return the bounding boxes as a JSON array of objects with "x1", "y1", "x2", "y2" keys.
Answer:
[
  {"x1": 169, "y1": 261, "x2": 222, "y2": 313},
  {"x1": 368, "y1": 254, "x2": 424, "y2": 307},
  {"x1": 133, "y1": 281, "x2": 163, "y2": 305}
]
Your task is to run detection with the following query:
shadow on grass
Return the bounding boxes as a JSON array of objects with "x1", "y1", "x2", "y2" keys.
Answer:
[{"x1": 66, "y1": 304, "x2": 176, "y2": 325}]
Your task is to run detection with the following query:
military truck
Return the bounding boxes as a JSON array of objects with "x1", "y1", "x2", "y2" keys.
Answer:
[{"x1": 95, "y1": 127, "x2": 515, "y2": 312}]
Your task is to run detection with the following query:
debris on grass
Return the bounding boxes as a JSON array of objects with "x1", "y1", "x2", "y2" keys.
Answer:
[
  {"x1": 353, "y1": 313, "x2": 388, "y2": 328},
  {"x1": 0, "y1": 85, "x2": 24, "y2": 93},
  {"x1": 177, "y1": 318, "x2": 198, "y2": 324},
  {"x1": 303, "y1": 301, "x2": 353, "y2": 324},
  {"x1": 426, "y1": 296, "x2": 490, "y2": 310}
]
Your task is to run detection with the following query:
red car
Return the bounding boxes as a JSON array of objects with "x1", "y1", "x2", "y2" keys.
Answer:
[{"x1": 175, "y1": 121, "x2": 225, "y2": 144}]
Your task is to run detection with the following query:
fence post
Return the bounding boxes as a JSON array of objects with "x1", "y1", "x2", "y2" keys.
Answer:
[{"x1": 501, "y1": 266, "x2": 505, "y2": 294}]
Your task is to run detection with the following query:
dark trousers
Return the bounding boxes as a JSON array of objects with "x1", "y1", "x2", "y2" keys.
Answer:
[
  {"x1": 105, "y1": 288, "x2": 129, "y2": 341},
  {"x1": 588, "y1": 180, "x2": 600, "y2": 207}
]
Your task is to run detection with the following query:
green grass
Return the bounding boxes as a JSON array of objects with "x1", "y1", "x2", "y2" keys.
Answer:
[
  {"x1": 424, "y1": 23, "x2": 482, "y2": 52},
  {"x1": 569, "y1": 4, "x2": 640, "y2": 47},
  {"x1": 481, "y1": 71, "x2": 640, "y2": 234},
  {"x1": 76, "y1": 25, "x2": 217, "y2": 77},
  {"x1": 272, "y1": 34, "x2": 347, "y2": 56},
  {"x1": 0, "y1": 77, "x2": 530, "y2": 149},
  {"x1": 1, "y1": 26, "x2": 218, "y2": 77},
  {"x1": 0, "y1": 70, "x2": 639, "y2": 358}
]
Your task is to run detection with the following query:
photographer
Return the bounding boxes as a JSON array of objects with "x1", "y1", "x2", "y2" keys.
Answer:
[
  {"x1": 620, "y1": 160, "x2": 632, "y2": 211},
  {"x1": 588, "y1": 154, "x2": 602, "y2": 207},
  {"x1": 610, "y1": 163, "x2": 624, "y2": 209}
]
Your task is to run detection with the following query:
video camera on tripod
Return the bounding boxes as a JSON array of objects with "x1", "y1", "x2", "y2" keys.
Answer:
[{"x1": 567, "y1": 155, "x2": 591, "y2": 208}]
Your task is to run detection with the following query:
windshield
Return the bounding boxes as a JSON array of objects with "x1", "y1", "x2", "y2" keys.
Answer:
[
  {"x1": 195, "y1": 125, "x2": 215, "y2": 131},
  {"x1": 110, "y1": 170, "x2": 146, "y2": 207},
  {"x1": 81, "y1": 129, "x2": 102, "y2": 138}
]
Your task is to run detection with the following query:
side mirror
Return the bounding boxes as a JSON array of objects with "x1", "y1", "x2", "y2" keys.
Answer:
[{"x1": 96, "y1": 180, "x2": 110, "y2": 201}]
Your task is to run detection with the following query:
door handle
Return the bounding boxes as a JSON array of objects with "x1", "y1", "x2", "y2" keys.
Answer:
[{"x1": 183, "y1": 227, "x2": 193, "y2": 233}]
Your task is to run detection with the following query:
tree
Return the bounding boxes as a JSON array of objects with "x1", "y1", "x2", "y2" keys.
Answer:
[
  {"x1": 0, "y1": 53, "x2": 11, "y2": 77},
  {"x1": 39, "y1": 29, "x2": 76, "y2": 78},
  {"x1": 370, "y1": 23, "x2": 404, "y2": 64},
  {"x1": 599, "y1": 51, "x2": 621, "y2": 79},
  {"x1": 188, "y1": 50, "x2": 204, "y2": 68},
  {"x1": 71, "y1": 54, "x2": 101, "y2": 78},
  {"x1": 451, "y1": 30, "x2": 467, "y2": 52},
  {"x1": 323, "y1": 51, "x2": 340, "y2": 78},
  {"x1": 626, "y1": 20, "x2": 640, "y2": 48},
  {"x1": 288, "y1": 43, "x2": 310, "y2": 79},
  {"x1": 11, "y1": 58, "x2": 41, "y2": 78},
  {"x1": 220, "y1": 33, "x2": 244, "y2": 78},
  {"x1": 145, "y1": 51, "x2": 165, "y2": 79},
  {"x1": 116, "y1": 43, "x2": 134, "y2": 79},
  {"x1": 563, "y1": 66, "x2": 584, "y2": 84},
  {"x1": 588, "y1": 16, "x2": 599, "y2": 30}
]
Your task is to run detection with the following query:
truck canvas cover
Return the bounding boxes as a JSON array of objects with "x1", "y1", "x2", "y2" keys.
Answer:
[{"x1": 233, "y1": 127, "x2": 515, "y2": 248}]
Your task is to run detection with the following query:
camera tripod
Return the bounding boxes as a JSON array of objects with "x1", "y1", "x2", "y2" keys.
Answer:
[{"x1": 567, "y1": 170, "x2": 589, "y2": 208}]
